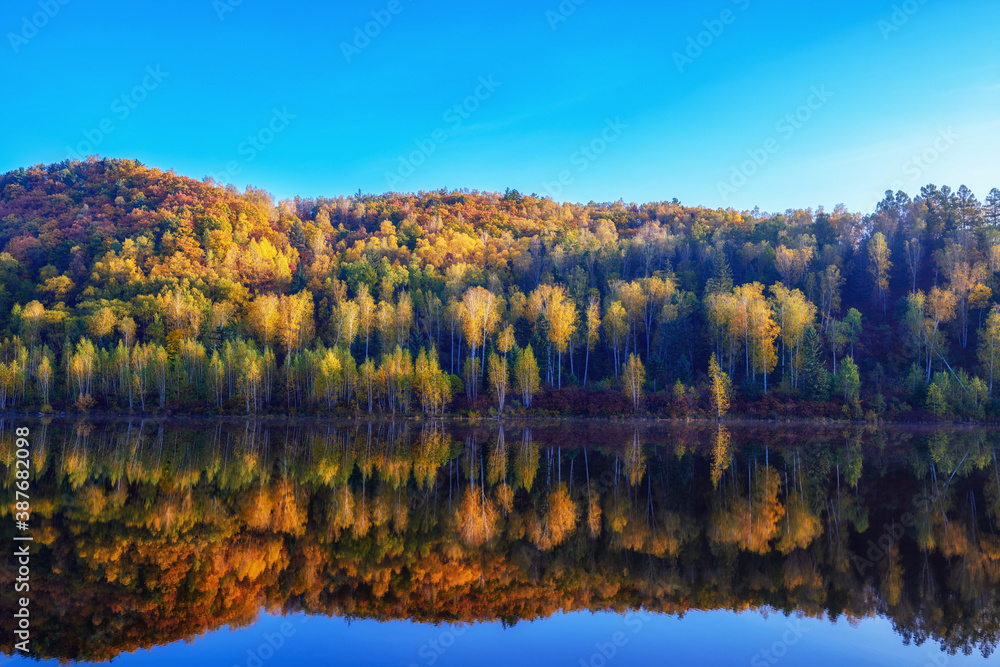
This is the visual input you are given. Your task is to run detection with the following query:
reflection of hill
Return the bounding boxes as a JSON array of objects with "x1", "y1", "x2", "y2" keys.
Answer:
[{"x1": 2, "y1": 419, "x2": 1000, "y2": 662}]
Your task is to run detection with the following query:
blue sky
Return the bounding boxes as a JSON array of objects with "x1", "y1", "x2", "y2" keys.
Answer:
[
  {"x1": 0, "y1": 610, "x2": 992, "y2": 667},
  {"x1": 0, "y1": 0, "x2": 997, "y2": 213}
]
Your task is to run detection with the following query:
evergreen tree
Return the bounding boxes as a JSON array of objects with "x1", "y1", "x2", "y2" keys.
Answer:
[
  {"x1": 705, "y1": 252, "x2": 734, "y2": 296},
  {"x1": 801, "y1": 327, "x2": 829, "y2": 401}
]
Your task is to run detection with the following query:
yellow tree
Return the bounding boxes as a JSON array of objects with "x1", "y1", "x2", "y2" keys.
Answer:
[
  {"x1": 488, "y1": 352, "x2": 508, "y2": 412},
  {"x1": 733, "y1": 283, "x2": 778, "y2": 392},
  {"x1": 774, "y1": 245, "x2": 812, "y2": 287},
  {"x1": 19, "y1": 301, "x2": 46, "y2": 343},
  {"x1": 414, "y1": 348, "x2": 450, "y2": 416},
  {"x1": 250, "y1": 293, "x2": 280, "y2": 348},
  {"x1": 749, "y1": 299, "x2": 779, "y2": 393},
  {"x1": 459, "y1": 286, "x2": 502, "y2": 395},
  {"x1": 529, "y1": 283, "x2": 573, "y2": 385},
  {"x1": 868, "y1": 232, "x2": 892, "y2": 317},
  {"x1": 769, "y1": 284, "x2": 816, "y2": 388},
  {"x1": 117, "y1": 316, "x2": 137, "y2": 348},
  {"x1": 548, "y1": 294, "x2": 577, "y2": 388},
  {"x1": 819, "y1": 264, "x2": 844, "y2": 331},
  {"x1": 37, "y1": 354, "x2": 52, "y2": 407},
  {"x1": 278, "y1": 291, "x2": 314, "y2": 355},
  {"x1": 708, "y1": 352, "x2": 729, "y2": 419},
  {"x1": 617, "y1": 280, "x2": 647, "y2": 359},
  {"x1": 162, "y1": 288, "x2": 204, "y2": 337},
  {"x1": 357, "y1": 284, "x2": 376, "y2": 359},
  {"x1": 945, "y1": 259, "x2": 991, "y2": 349},
  {"x1": 208, "y1": 350, "x2": 224, "y2": 407},
  {"x1": 622, "y1": 353, "x2": 645, "y2": 410},
  {"x1": 496, "y1": 324, "x2": 515, "y2": 363},
  {"x1": 706, "y1": 289, "x2": 744, "y2": 379},
  {"x1": 514, "y1": 345, "x2": 540, "y2": 408},
  {"x1": 924, "y1": 286, "x2": 957, "y2": 382},
  {"x1": 640, "y1": 276, "x2": 672, "y2": 358},
  {"x1": 88, "y1": 307, "x2": 117, "y2": 342},
  {"x1": 376, "y1": 299, "x2": 395, "y2": 350},
  {"x1": 337, "y1": 299, "x2": 359, "y2": 349},
  {"x1": 978, "y1": 306, "x2": 1000, "y2": 395},
  {"x1": 359, "y1": 358, "x2": 378, "y2": 412},
  {"x1": 775, "y1": 244, "x2": 797, "y2": 286},
  {"x1": 395, "y1": 291, "x2": 414, "y2": 350},
  {"x1": 603, "y1": 300, "x2": 627, "y2": 376}
]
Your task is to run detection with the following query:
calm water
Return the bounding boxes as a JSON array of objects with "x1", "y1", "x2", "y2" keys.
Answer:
[{"x1": 2, "y1": 419, "x2": 999, "y2": 665}]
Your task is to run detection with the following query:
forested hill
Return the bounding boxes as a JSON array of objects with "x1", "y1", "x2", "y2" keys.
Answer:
[{"x1": 1, "y1": 157, "x2": 999, "y2": 420}]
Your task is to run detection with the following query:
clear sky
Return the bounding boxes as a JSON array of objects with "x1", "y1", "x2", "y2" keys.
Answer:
[
  {"x1": 0, "y1": 610, "x2": 991, "y2": 667},
  {"x1": 0, "y1": 0, "x2": 997, "y2": 213}
]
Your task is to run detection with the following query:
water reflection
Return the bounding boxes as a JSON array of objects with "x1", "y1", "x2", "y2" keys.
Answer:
[{"x1": 2, "y1": 419, "x2": 1000, "y2": 662}]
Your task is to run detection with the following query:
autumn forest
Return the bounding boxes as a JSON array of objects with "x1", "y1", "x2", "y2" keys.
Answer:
[{"x1": 2, "y1": 158, "x2": 1000, "y2": 420}]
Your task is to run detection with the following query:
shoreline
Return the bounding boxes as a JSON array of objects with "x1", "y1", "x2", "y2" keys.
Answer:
[{"x1": 4, "y1": 409, "x2": 998, "y2": 432}]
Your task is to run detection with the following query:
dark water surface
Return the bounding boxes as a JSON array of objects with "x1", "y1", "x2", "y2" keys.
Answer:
[{"x1": 2, "y1": 418, "x2": 999, "y2": 665}]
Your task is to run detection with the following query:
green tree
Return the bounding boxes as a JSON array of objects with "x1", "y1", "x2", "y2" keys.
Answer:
[
  {"x1": 801, "y1": 327, "x2": 829, "y2": 401},
  {"x1": 841, "y1": 308, "x2": 863, "y2": 359},
  {"x1": 926, "y1": 381, "x2": 949, "y2": 417},
  {"x1": 839, "y1": 356, "x2": 860, "y2": 405},
  {"x1": 705, "y1": 252, "x2": 733, "y2": 296}
]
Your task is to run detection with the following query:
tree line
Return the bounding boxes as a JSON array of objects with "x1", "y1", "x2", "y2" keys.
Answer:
[{"x1": 2, "y1": 158, "x2": 1000, "y2": 418}]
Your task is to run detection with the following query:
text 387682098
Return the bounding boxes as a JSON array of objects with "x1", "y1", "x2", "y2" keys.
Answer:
[{"x1": 13, "y1": 426, "x2": 32, "y2": 653}]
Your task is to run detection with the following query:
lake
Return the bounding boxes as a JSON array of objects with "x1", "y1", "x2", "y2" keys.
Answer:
[{"x1": 2, "y1": 418, "x2": 998, "y2": 665}]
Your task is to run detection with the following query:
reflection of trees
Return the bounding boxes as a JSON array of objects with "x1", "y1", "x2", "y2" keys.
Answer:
[
  {"x1": 515, "y1": 428, "x2": 538, "y2": 492},
  {"x1": 710, "y1": 425, "x2": 731, "y2": 489},
  {"x1": 710, "y1": 462, "x2": 783, "y2": 554},
  {"x1": 4, "y1": 420, "x2": 1000, "y2": 661},
  {"x1": 528, "y1": 483, "x2": 577, "y2": 550},
  {"x1": 777, "y1": 454, "x2": 822, "y2": 554}
]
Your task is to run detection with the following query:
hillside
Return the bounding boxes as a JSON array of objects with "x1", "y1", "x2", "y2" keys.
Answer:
[{"x1": 0, "y1": 157, "x2": 999, "y2": 419}]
